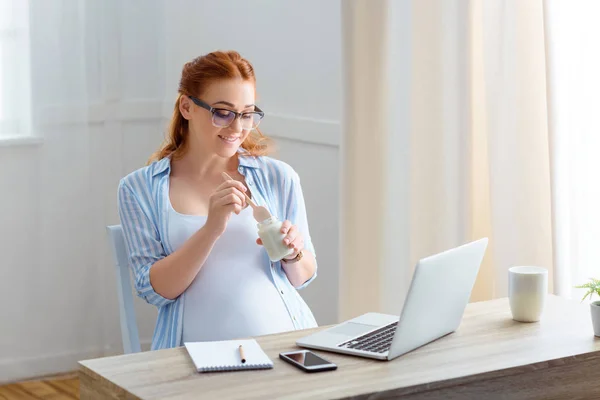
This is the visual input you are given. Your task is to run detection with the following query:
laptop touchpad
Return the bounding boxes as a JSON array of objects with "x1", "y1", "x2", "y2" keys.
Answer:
[{"x1": 328, "y1": 322, "x2": 378, "y2": 337}]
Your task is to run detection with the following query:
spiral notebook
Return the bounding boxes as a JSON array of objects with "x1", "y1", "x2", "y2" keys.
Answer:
[{"x1": 184, "y1": 339, "x2": 274, "y2": 372}]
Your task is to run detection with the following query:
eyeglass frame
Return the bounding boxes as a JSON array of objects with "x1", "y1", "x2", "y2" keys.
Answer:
[{"x1": 188, "y1": 95, "x2": 265, "y2": 129}]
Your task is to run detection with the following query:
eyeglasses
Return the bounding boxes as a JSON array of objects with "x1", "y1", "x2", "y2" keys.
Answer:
[{"x1": 188, "y1": 96, "x2": 264, "y2": 130}]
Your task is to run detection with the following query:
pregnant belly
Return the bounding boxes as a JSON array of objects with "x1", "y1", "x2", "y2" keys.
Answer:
[{"x1": 182, "y1": 259, "x2": 295, "y2": 342}]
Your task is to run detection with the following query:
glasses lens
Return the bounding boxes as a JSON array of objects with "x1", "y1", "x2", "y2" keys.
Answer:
[
  {"x1": 212, "y1": 109, "x2": 235, "y2": 127},
  {"x1": 240, "y1": 112, "x2": 263, "y2": 130}
]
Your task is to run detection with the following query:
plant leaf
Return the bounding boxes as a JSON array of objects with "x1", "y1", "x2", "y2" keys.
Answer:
[
  {"x1": 575, "y1": 283, "x2": 593, "y2": 289},
  {"x1": 575, "y1": 278, "x2": 600, "y2": 302}
]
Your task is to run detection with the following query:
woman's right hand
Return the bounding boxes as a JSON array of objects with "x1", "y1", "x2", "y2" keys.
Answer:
[{"x1": 204, "y1": 178, "x2": 247, "y2": 237}]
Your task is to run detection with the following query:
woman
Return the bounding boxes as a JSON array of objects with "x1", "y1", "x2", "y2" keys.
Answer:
[{"x1": 118, "y1": 51, "x2": 318, "y2": 350}]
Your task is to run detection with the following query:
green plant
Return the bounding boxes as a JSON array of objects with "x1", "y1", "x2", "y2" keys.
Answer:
[{"x1": 574, "y1": 278, "x2": 600, "y2": 302}]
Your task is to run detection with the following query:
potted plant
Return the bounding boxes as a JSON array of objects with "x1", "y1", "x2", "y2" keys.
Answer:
[{"x1": 575, "y1": 278, "x2": 600, "y2": 337}]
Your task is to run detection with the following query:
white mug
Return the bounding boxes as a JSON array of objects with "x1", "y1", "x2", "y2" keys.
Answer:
[{"x1": 508, "y1": 266, "x2": 548, "y2": 322}]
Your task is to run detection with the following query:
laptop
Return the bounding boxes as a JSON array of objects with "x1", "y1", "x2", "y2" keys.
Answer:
[{"x1": 296, "y1": 238, "x2": 488, "y2": 361}]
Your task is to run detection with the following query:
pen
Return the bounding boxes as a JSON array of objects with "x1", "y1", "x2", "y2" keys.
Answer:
[{"x1": 239, "y1": 344, "x2": 246, "y2": 364}]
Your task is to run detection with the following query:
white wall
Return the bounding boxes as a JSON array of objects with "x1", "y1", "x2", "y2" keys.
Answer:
[
  {"x1": 164, "y1": 0, "x2": 341, "y2": 122},
  {"x1": 0, "y1": 0, "x2": 341, "y2": 382}
]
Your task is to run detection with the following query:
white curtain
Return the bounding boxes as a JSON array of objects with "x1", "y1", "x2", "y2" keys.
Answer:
[
  {"x1": 0, "y1": 0, "x2": 116, "y2": 382},
  {"x1": 340, "y1": 0, "x2": 600, "y2": 319},
  {"x1": 471, "y1": 0, "x2": 554, "y2": 300}
]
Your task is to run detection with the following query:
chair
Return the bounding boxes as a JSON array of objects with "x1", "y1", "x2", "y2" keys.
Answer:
[{"x1": 106, "y1": 225, "x2": 141, "y2": 354}]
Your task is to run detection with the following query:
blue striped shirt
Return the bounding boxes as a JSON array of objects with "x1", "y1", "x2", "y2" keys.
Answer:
[{"x1": 117, "y1": 153, "x2": 318, "y2": 350}]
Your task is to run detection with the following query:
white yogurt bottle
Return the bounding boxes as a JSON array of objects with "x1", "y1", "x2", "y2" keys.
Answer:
[{"x1": 257, "y1": 216, "x2": 294, "y2": 262}]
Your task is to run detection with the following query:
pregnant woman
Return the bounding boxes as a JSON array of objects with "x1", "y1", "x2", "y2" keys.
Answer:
[{"x1": 118, "y1": 51, "x2": 318, "y2": 350}]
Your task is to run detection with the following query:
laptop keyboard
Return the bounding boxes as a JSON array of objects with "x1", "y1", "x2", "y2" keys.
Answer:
[{"x1": 337, "y1": 321, "x2": 398, "y2": 353}]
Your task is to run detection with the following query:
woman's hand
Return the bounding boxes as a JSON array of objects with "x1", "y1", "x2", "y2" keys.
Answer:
[
  {"x1": 256, "y1": 220, "x2": 304, "y2": 259},
  {"x1": 205, "y1": 179, "x2": 247, "y2": 237}
]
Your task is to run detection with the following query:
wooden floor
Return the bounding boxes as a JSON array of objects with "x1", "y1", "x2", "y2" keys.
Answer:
[{"x1": 0, "y1": 373, "x2": 78, "y2": 400}]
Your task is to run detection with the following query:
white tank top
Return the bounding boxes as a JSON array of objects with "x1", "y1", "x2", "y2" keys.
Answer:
[{"x1": 167, "y1": 203, "x2": 295, "y2": 342}]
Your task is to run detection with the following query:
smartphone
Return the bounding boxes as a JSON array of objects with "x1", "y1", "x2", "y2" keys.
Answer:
[{"x1": 279, "y1": 350, "x2": 337, "y2": 372}]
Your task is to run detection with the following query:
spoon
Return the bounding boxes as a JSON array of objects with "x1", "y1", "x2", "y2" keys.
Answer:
[{"x1": 221, "y1": 172, "x2": 271, "y2": 222}]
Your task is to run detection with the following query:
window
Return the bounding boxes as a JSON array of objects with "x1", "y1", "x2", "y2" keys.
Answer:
[
  {"x1": 0, "y1": 0, "x2": 30, "y2": 138},
  {"x1": 545, "y1": 0, "x2": 600, "y2": 297}
]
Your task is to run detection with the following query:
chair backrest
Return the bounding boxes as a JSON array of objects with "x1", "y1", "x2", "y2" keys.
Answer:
[{"x1": 106, "y1": 225, "x2": 141, "y2": 354}]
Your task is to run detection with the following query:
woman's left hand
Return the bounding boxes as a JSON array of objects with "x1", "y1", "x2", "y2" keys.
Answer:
[{"x1": 256, "y1": 220, "x2": 304, "y2": 259}]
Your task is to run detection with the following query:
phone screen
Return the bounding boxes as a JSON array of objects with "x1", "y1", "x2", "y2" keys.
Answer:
[{"x1": 284, "y1": 351, "x2": 333, "y2": 367}]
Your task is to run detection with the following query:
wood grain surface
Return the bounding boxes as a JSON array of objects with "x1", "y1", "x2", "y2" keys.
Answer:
[{"x1": 79, "y1": 295, "x2": 600, "y2": 399}]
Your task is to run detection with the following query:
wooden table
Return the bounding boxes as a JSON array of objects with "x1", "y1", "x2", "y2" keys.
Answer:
[{"x1": 79, "y1": 295, "x2": 600, "y2": 399}]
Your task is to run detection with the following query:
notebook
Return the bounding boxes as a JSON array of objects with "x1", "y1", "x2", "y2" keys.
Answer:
[{"x1": 184, "y1": 339, "x2": 274, "y2": 372}]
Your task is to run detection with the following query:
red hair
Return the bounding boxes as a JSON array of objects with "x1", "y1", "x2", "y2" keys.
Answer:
[{"x1": 149, "y1": 51, "x2": 271, "y2": 163}]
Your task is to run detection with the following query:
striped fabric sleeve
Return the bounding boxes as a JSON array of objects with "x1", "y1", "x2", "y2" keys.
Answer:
[
  {"x1": 117, "y1": 179, "x2": 175, "y2": 308},
  {"x1": 284, "y1": 169, "x2": 318, "y2": 290}
]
